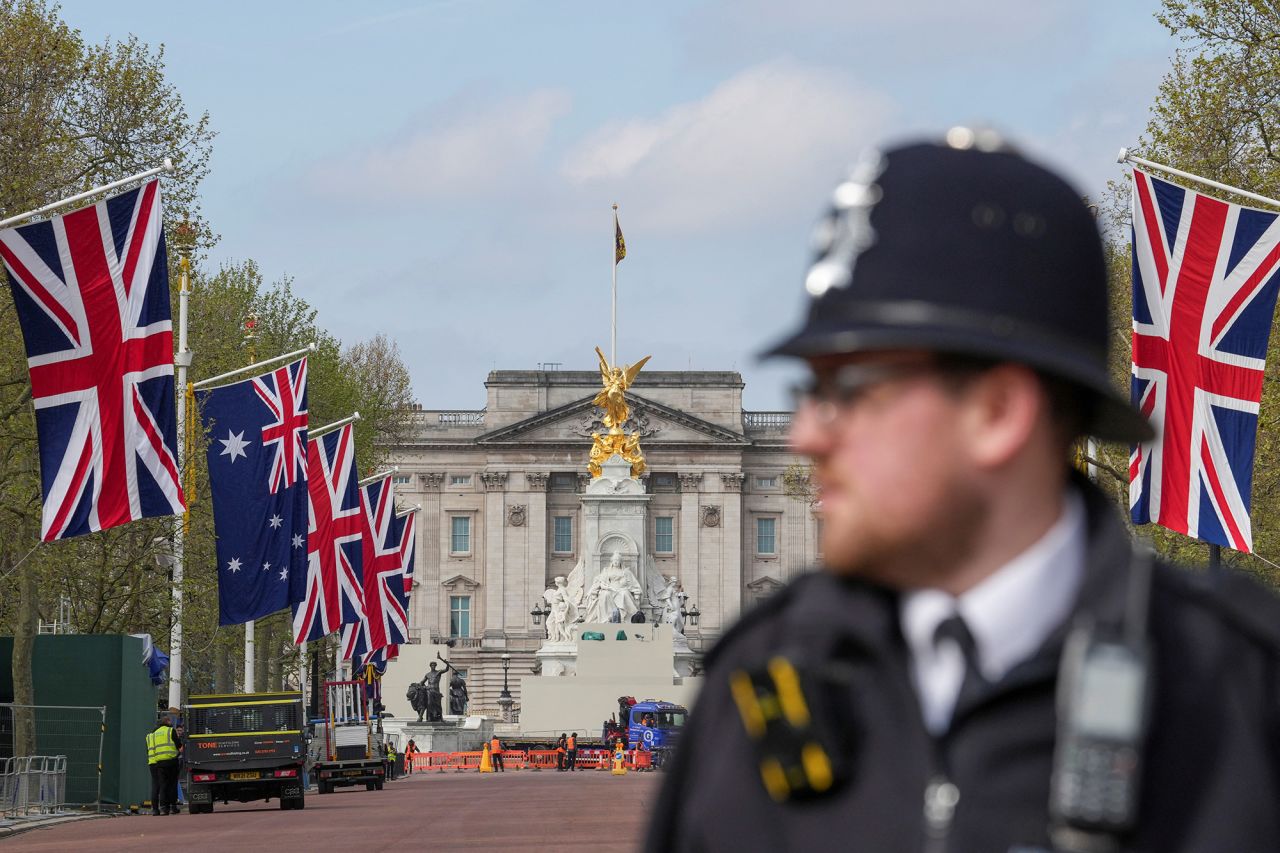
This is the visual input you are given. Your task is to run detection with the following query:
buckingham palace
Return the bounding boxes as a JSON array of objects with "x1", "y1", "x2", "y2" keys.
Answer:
[{"x1": 385, "y1": 367, "x2": 815, "y2": 711}]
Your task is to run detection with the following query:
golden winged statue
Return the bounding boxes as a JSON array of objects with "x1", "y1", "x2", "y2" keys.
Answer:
[
  {"x1": 589, "y1": 347, "x2": 651, "y2": 478},
  {"x1": 592, "y1": 347, "x2": 650, "y2": 429}
]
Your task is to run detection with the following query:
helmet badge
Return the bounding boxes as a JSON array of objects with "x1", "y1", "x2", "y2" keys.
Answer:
[{"x1": 804, "y1": 149, "x2": 886, "y2": 298}]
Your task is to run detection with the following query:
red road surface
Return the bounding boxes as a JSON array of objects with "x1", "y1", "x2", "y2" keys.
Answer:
[{"x1": 12, "y1": 770, "x2": 664, "y2": 851}]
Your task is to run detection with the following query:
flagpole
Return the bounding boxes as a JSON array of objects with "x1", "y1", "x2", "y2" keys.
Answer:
[
  {"x1": 0, "y1": 160, "x2": 175, "y2": 229},
  {"x1": 167, "y1": 219, "x2": 194, "y2": 711},
  {"x1": 243, "y1": 316, "x2": 258, "y2": 694},
  {"x1": 311, "y1": 412, "x2": 361, "y2": 440},
  {"x1": 191, "y1": 343, "x2": 317, "y2": 390},
  {"x1": 611, "y1": 203, "x2": 618, "y2": 366},
  {"x1": 357, "y1": 467, "x2": 398, "y2": 488},
  {"x1": 1117, "y1": 148, "x2": 1280, "y2": 210}
]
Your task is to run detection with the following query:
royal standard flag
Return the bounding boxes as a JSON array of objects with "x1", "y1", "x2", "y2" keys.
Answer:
[{"x1": 615, "y1": 211, "x2": 626, "y2": 265}]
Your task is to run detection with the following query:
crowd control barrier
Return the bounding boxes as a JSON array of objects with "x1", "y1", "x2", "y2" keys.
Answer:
[{"x1": 407, "y1": 748, "x2": 654, "y2": 774}]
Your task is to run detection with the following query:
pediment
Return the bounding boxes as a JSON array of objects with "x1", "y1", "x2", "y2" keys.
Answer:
[
  {"x1": 441, "y1": 574, "x2": 480, "y2": 591},
  {"x1": 745, "y1": 575, "x2": 784, "y2": 594},
  {"x1": 475, "y1": 393, "x2": 748, "y2": 446}
]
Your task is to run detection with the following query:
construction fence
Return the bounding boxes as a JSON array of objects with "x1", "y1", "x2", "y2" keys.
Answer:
[{"x1": 0, "y1": 703, "x2": 105, "y2": 814}]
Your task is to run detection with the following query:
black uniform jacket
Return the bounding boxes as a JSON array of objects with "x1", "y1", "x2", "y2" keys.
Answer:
[{"x1": 646, "y1": 483, "x2": 1280, "y2": 852}]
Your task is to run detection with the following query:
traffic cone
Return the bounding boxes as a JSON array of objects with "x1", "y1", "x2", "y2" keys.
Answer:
[
  {"x1": 480, "y1": 742, "x2": 494, "y2": 773},
  {"x1": 611, "y1": 746, "x2": 627, "y2": 776}
]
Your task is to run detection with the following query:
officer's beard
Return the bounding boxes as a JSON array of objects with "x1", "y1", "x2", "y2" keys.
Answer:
[{"x1": 822, "y1": 471, "x2": 988, "y2": 592}]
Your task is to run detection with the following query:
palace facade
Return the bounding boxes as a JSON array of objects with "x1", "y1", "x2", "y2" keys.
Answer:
[{"x1": 386, "y1": 369, "x2": 814, "y2": 712}]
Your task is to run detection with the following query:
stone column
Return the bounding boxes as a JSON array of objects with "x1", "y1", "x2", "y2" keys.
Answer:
[
  {"x1": 678, "y1": 473, "x2": 702, "y2": 626},
  {"x1": 420, "y1": 473, "x2": 445, "y2": 639},
  {"x1": 480, "y1": 471, "x2": 508, "y2": 644},
  {"x1": 525, "y1": 472, "x2": 549, "y2": 637},
  {"x1": 719, "y1": 473, "x2": 745, "y2": 631}
]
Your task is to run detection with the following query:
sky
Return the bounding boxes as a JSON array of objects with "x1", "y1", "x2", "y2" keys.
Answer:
[{"x1": 63, "y1": 0, "x2": 1177, "y2": 410}]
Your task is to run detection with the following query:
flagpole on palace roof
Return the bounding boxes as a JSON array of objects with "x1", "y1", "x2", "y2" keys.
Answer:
[
  {"x1": 612, "y1": 204, "x2": 619, "y2": 366},
  {"x1": 0, "y1": 160, "x2": 175, "y2": 229},
  {"x1": 1118, "y1": 149, "x2": 1280, "y2": 211}
]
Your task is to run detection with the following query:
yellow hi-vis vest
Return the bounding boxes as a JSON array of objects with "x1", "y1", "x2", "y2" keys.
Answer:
[{"x1": 146, "y1": 726, "x2": 178, "y2": 765}]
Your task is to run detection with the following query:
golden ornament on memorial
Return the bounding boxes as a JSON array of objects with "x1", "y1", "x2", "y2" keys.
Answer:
[{"x1": 589, "y1": 346, "x2": 650, "y2": 478}]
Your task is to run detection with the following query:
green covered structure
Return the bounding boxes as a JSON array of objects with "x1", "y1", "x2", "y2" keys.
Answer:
[{"x1": 1, "y1": 634, "x2": 159, "y2": 809}]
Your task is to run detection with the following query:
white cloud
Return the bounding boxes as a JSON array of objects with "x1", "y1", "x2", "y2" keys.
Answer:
[
  {"x1": 309, "y1": 88, "x2": 571, "y2": 204},
  {"x1": 561, "y1": 60, "x2": 894, "y2": 230}
]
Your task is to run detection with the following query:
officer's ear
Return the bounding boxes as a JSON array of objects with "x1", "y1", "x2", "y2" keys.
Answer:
[{"x1": 957, "y1": 363, "x2": 1047, "y2": 469}]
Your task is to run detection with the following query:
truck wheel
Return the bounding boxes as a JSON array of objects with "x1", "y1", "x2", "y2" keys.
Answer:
[
  {"x1": 375, "y1": 781, "x2": 384, "y2": 791},
  {"x1": 365, "y1": 782, "x2": 375, "y2": 791},
  {"x1": 318, "y1": 781, "x2": 330, "y2": 795},
  {"x1": 191, "y1": 802, "x2": 213, "y2": 814}
]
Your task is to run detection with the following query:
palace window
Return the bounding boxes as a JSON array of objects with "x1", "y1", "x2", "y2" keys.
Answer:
[
  {"x1": 755, "y1": 476, "x2": 778, "y2": 489},
  {"x1": 652, "y1": 473, "x2": 677, "y2": 493},
  {"x1": 449, "y1": 474, "x2": 472, "y2": 487},
  {"x1": 392, "y1": 474, "x2": 411, "y2": 485},
  {"x1": 756, "y1": 517, "x2": 777, "y2": 555},
  {"x1": 553, "y1": 516, "x2": 573, "y2": 554},
  {"x1": 449, "y1": 596, "x2": 471, "y2": 638},
  {"x1": 550, "y1": 472, "x2": 576, "y2": 492},
  {"x1": 450, "y1": 516, "x2": 471, "y2": 554},
  {"x1": 655, "y1": 516, "x2": 674, "y2": 554}
]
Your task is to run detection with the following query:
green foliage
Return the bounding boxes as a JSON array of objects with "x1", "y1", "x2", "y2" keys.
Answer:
[{"x1": 0, "y1": 1, "x2": 416, "y2": 697}]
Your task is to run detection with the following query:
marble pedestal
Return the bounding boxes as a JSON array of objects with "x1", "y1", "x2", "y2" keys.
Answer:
[
  {"x1": 400, "y1": 717, "x2": 494, "y2": 753},
  {"x1": 536, "y1": 641, "x2": 579, "y2": 677}
]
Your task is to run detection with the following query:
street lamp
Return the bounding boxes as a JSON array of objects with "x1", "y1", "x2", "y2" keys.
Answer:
[
  {"x1": 687, "y1": 604, "x2": 701, "y2": 628},
  {"x1": 530, "y1": 601, "x2": 548, "y2": 627},
  {"x1": 498, "y1": 652, "x2": 515, "y2": 723}
]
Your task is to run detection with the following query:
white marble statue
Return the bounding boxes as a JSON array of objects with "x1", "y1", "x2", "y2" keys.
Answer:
[
  {"x1": 647, "y1": 568, "x2": 685, "y2": 635},
  {"x1": 542, "y1": 575, "x2": 580, "y2": 644},
  {"x1": 582, "y1": 551, "x2": 643, "y2": 623}
]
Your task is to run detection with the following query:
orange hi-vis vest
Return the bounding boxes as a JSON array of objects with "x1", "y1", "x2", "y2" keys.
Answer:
[
  {"x1": 567, "y1": 736, "x2": 576, "y2": 750},
  {"x1": 491, "y1": 738, "x2": 501, "y2": 753}
]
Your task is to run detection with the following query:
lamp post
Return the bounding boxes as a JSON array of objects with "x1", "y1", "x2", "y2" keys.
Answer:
[
  {"x1": 498, "y1": 652, "x2": 514, "y2": 723},
  {"x1": 530, "y1": 602, "x2": 549, "y2": 631}
]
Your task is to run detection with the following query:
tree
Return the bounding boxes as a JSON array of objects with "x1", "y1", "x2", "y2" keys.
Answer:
[{"x1": 0, "y1": 0, "x2": 212, "y2": 754}]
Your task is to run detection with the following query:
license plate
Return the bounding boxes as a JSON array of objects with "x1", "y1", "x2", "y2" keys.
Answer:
[
  {"x1": 230, "y1": 771, "x2": 259, "y2": 781},
  {"x1": 344, "y1": 770, "x2": 364, "y2": 776}
]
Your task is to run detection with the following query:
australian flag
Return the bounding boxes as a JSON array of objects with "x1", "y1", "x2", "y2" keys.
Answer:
[{"x1": 197, "y1": 358, "x2": 309, "y2": 624}]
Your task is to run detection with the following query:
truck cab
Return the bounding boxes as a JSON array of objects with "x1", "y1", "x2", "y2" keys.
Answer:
[
  {"x1": 627, "y1": 700, "x2": 688, "y2": 751},
  {"x1": 183, "y1": 691, "x2": 307, "y2": 813}
]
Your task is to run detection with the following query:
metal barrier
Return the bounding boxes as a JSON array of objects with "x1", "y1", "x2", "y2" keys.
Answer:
[
  {"x1": 0, "y1": 703, "x2": 106, "y2": 811},
  {"x1": 1, "y1": 755, "x2": 68, "y2": 816}
]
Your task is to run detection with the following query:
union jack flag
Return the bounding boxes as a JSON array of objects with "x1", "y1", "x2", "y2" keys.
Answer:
[
  {"x1": 292, "y1": 423, "x2": 364, "y2": 644},
  {"x1": 395, "y1": 508, "x2": 417, "y2": 599},
  {"x1": 342, "y1": 476, "x2": 409, "y2": 662},
  {"x1": 1129, "y1": 168, "x2": 1280, "y2": 552},
  {"x1": 253, "y1": 360, "x2": 308, "y2": 493},
  {"x1": 0, "y1": 181, "x2": 184, "y2": 540}
]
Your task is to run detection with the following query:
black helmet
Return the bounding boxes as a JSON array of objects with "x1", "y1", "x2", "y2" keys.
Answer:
[{"x1": 764, "y1": 129, "x2": 1152, "y2": 443}]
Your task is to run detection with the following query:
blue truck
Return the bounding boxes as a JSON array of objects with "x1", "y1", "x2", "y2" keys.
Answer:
[{"x1": 625, "y1": 699, "x2": 688, "y2": 752}]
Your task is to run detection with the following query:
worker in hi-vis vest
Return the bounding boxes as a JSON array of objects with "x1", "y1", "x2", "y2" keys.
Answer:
[
  {"x1": 146, "y1": 715, "x2": 181, "y2": 815},
  {"x1": 490, "y1": 736, "x2": 505, "y2": 773}
]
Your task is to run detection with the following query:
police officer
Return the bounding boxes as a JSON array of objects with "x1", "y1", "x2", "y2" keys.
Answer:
[
  {"x1": 146, "y1": 714, "x2": 180, "y2": 816},
  {"x1": 646, "y1": 131, "x2": 1280, "y2": 852}
]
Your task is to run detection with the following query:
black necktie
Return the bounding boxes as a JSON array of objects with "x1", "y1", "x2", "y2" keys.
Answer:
[{"x1": 933, "y1": 613, "x2": 988, "y2": 717}]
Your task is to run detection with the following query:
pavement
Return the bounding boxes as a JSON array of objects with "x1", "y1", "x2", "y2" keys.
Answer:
[{"x1": 3, "y1": 768, "x2": 664, "y2": 851}]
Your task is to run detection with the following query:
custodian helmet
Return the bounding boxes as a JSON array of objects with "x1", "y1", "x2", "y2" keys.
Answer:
[{"x1": 764, "y1": 128, "x2": 1152, "y2": 443}]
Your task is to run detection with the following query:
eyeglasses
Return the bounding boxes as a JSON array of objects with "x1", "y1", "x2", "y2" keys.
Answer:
[{"x1": 791, "y1": 362, "x2": 941, "y2": 428}]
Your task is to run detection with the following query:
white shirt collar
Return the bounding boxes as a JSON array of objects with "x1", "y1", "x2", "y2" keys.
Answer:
[{"x1": 899, "y1": 489, "x2": 1086, "y2": 732}]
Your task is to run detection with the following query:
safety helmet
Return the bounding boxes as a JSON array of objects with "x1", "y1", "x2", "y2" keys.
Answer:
[{"x1": 763, "y1": 128, "x2": 1151, "y2": 443}]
